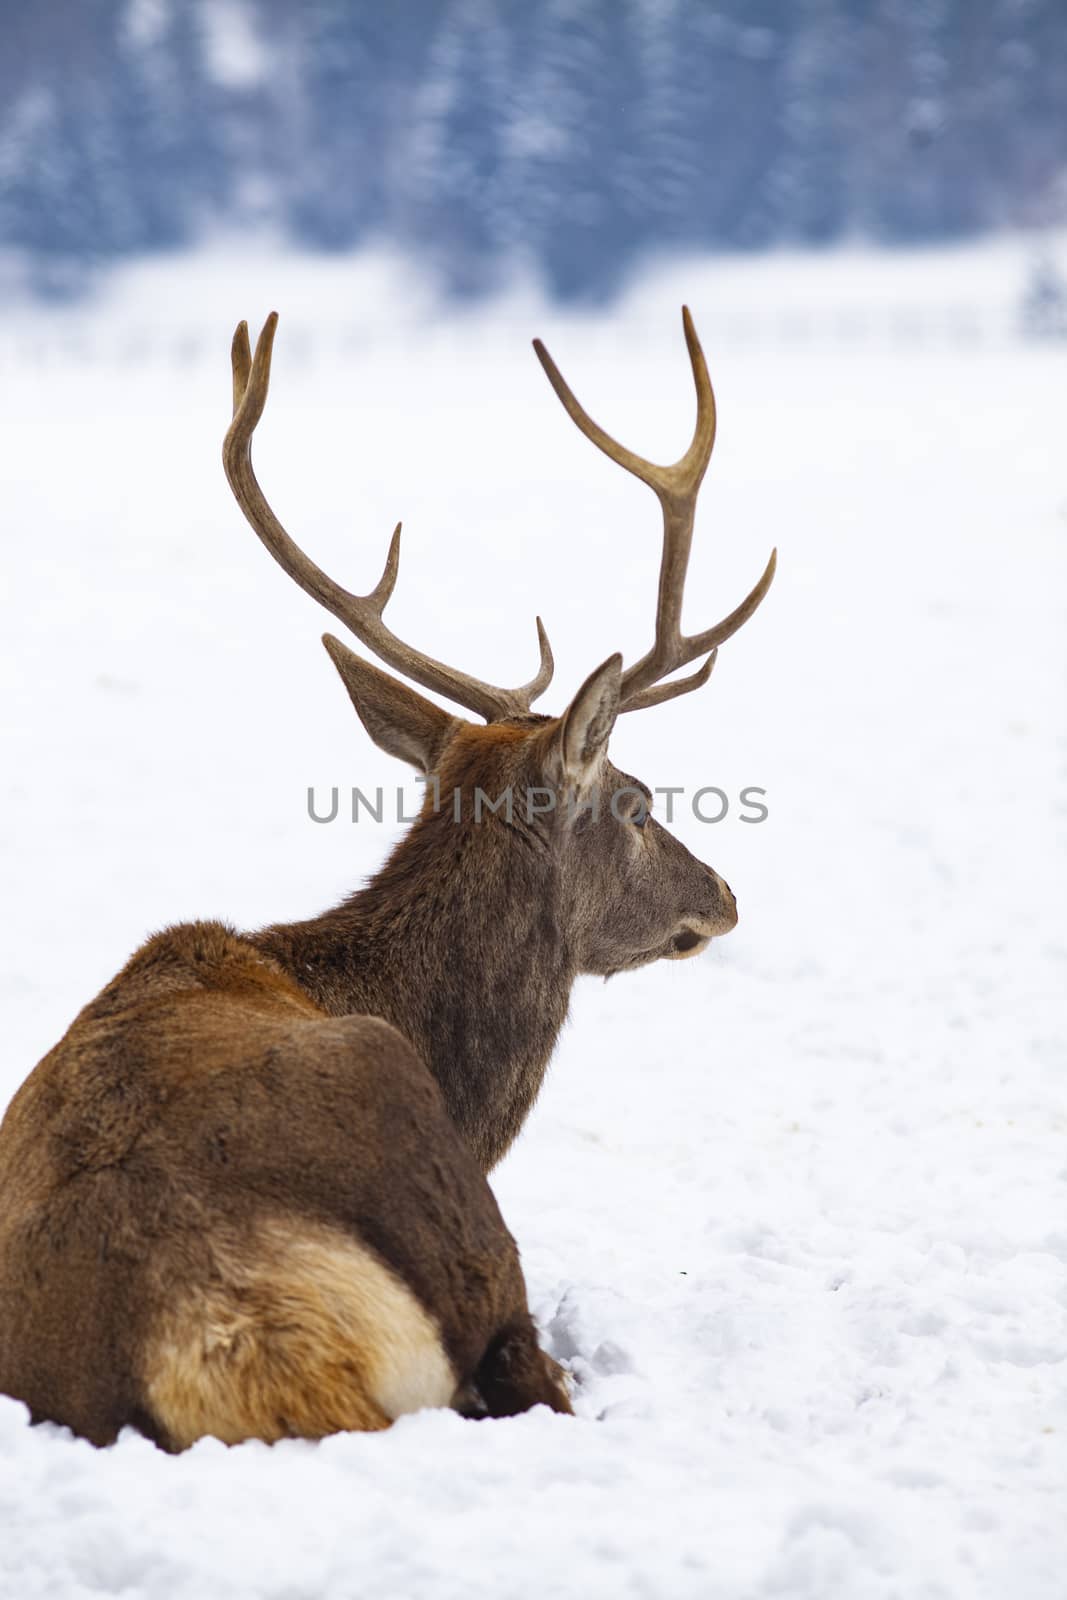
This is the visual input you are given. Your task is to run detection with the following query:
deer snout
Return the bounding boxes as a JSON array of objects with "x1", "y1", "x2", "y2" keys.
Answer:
[
  {"x1": 711, "y1": 871, "x2": 738, "y2": 932},
  {"x1": 667, "y1": 871, "x2": 736, "y2": 958}
]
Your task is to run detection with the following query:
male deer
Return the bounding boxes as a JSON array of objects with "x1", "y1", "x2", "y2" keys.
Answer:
[{"x1": 0, "y1": 309, "x2": 773, "y2": 1450}]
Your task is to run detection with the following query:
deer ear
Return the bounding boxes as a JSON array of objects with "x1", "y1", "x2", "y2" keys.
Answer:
[
  {"x1": 550, "y1": 653, "x2": 622, "y2": 789},
  {"x1": 322, "y1": 635, "x2": 462, "y2": 775}
]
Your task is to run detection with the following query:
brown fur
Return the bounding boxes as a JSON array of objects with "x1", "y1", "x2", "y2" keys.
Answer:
[
  {"x1": 0, "y1": 923, "x2": 569, "y2": 1446},
  {"x1": 254, "y1": 708, "x2": 737, "y2": 1169},
  {"x1": 0, "y1": 646, "x2": 735, "y2": 1448}
]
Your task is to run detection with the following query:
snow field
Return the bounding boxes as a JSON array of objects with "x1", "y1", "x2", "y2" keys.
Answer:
[{"x1": 0, "y1": 242, "x2": 1064, "y2": 1598}]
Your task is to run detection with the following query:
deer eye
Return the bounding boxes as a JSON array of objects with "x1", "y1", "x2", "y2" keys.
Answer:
[{"x1": 632, "y1": 807, "x2": 649, "y2": 830}]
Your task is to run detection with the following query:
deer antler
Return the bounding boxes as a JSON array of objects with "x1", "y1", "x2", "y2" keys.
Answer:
[
  {"x1": 223, "y1": 313, "x2": 554, "y2": 723},
  {"x1": 533, "y1": 307, "x2": 775, "y2": 712}
]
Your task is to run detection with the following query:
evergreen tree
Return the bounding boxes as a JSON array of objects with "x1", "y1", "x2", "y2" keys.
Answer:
[{"x1": 0, "y1": 0, "x2": 1062, "y2": 298}]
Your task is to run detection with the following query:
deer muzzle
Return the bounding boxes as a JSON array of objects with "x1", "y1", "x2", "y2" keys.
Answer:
[{"x1": 667, "y1": 874, "x2": 738, "y2": 957}]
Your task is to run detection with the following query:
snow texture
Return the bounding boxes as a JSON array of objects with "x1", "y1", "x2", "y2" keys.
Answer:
[{"x1": 0, "y1": 241, "x2": 1064, "y2": 1598}]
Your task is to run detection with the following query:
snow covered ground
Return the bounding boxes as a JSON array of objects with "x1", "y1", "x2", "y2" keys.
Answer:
[{"x1": 1, "y1": 239, "x2": 1064, "y2": 1598}]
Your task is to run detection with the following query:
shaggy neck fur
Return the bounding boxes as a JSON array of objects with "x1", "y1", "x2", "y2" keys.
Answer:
[{"x1": 251, "y1": 794, "x2": 575, "y2": 1171}]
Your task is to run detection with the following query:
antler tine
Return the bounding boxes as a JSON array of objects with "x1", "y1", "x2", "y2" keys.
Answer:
[
  {"x1": 622, "y1": 649, "x2": 718, "y2": 714},
  {"x1": 534, "y1": 306, "x2": 774, "y2": 713},
  {"x1": 230, "y1": 320, "x2": 252, "y2": 418},
  {"x1": 223, "y1": 314, "x2": 554, "y2": 724}
]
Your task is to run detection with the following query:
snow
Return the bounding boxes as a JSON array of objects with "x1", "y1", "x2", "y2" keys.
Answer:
[{"x1": 1, "y1": 240, "x2": 1064, "y2": 1598}]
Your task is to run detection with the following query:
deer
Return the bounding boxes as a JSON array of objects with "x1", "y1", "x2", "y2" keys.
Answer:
[{"x1": 0, "y1": 308, "x2": 774, "y2": 1451}]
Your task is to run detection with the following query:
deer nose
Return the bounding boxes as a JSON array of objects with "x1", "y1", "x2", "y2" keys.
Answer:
[{"x1": 707, "y1": 868, "x2": 738, "y2": 930}]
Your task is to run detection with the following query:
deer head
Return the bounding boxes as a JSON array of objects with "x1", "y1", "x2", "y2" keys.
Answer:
[{"x1": 223, "y1": 310, "x2": 775, "y2": 982}]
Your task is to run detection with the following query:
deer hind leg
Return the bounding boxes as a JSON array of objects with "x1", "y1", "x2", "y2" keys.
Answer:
[
  {"x1": 474, "y1": 1317, "x2": 573, "y2": 1419},
  {"x1": 140, "y1": 1217, "x2": 457, "y2": 1449}
]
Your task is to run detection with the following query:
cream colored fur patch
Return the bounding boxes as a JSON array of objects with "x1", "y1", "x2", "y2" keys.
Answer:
[{"x1": 142, "y1": 1215, "x2": 456, "y2": 1448}]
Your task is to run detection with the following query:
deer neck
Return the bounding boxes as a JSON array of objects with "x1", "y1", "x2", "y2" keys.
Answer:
[{"x1": 251, "y1": 811, "x2": 575, "y2": 1170}]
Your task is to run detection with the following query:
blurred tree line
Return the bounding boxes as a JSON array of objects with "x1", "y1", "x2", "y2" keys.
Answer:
[{"x1": 0, "y1": 0, "x2": 1063, "y2": 299}]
